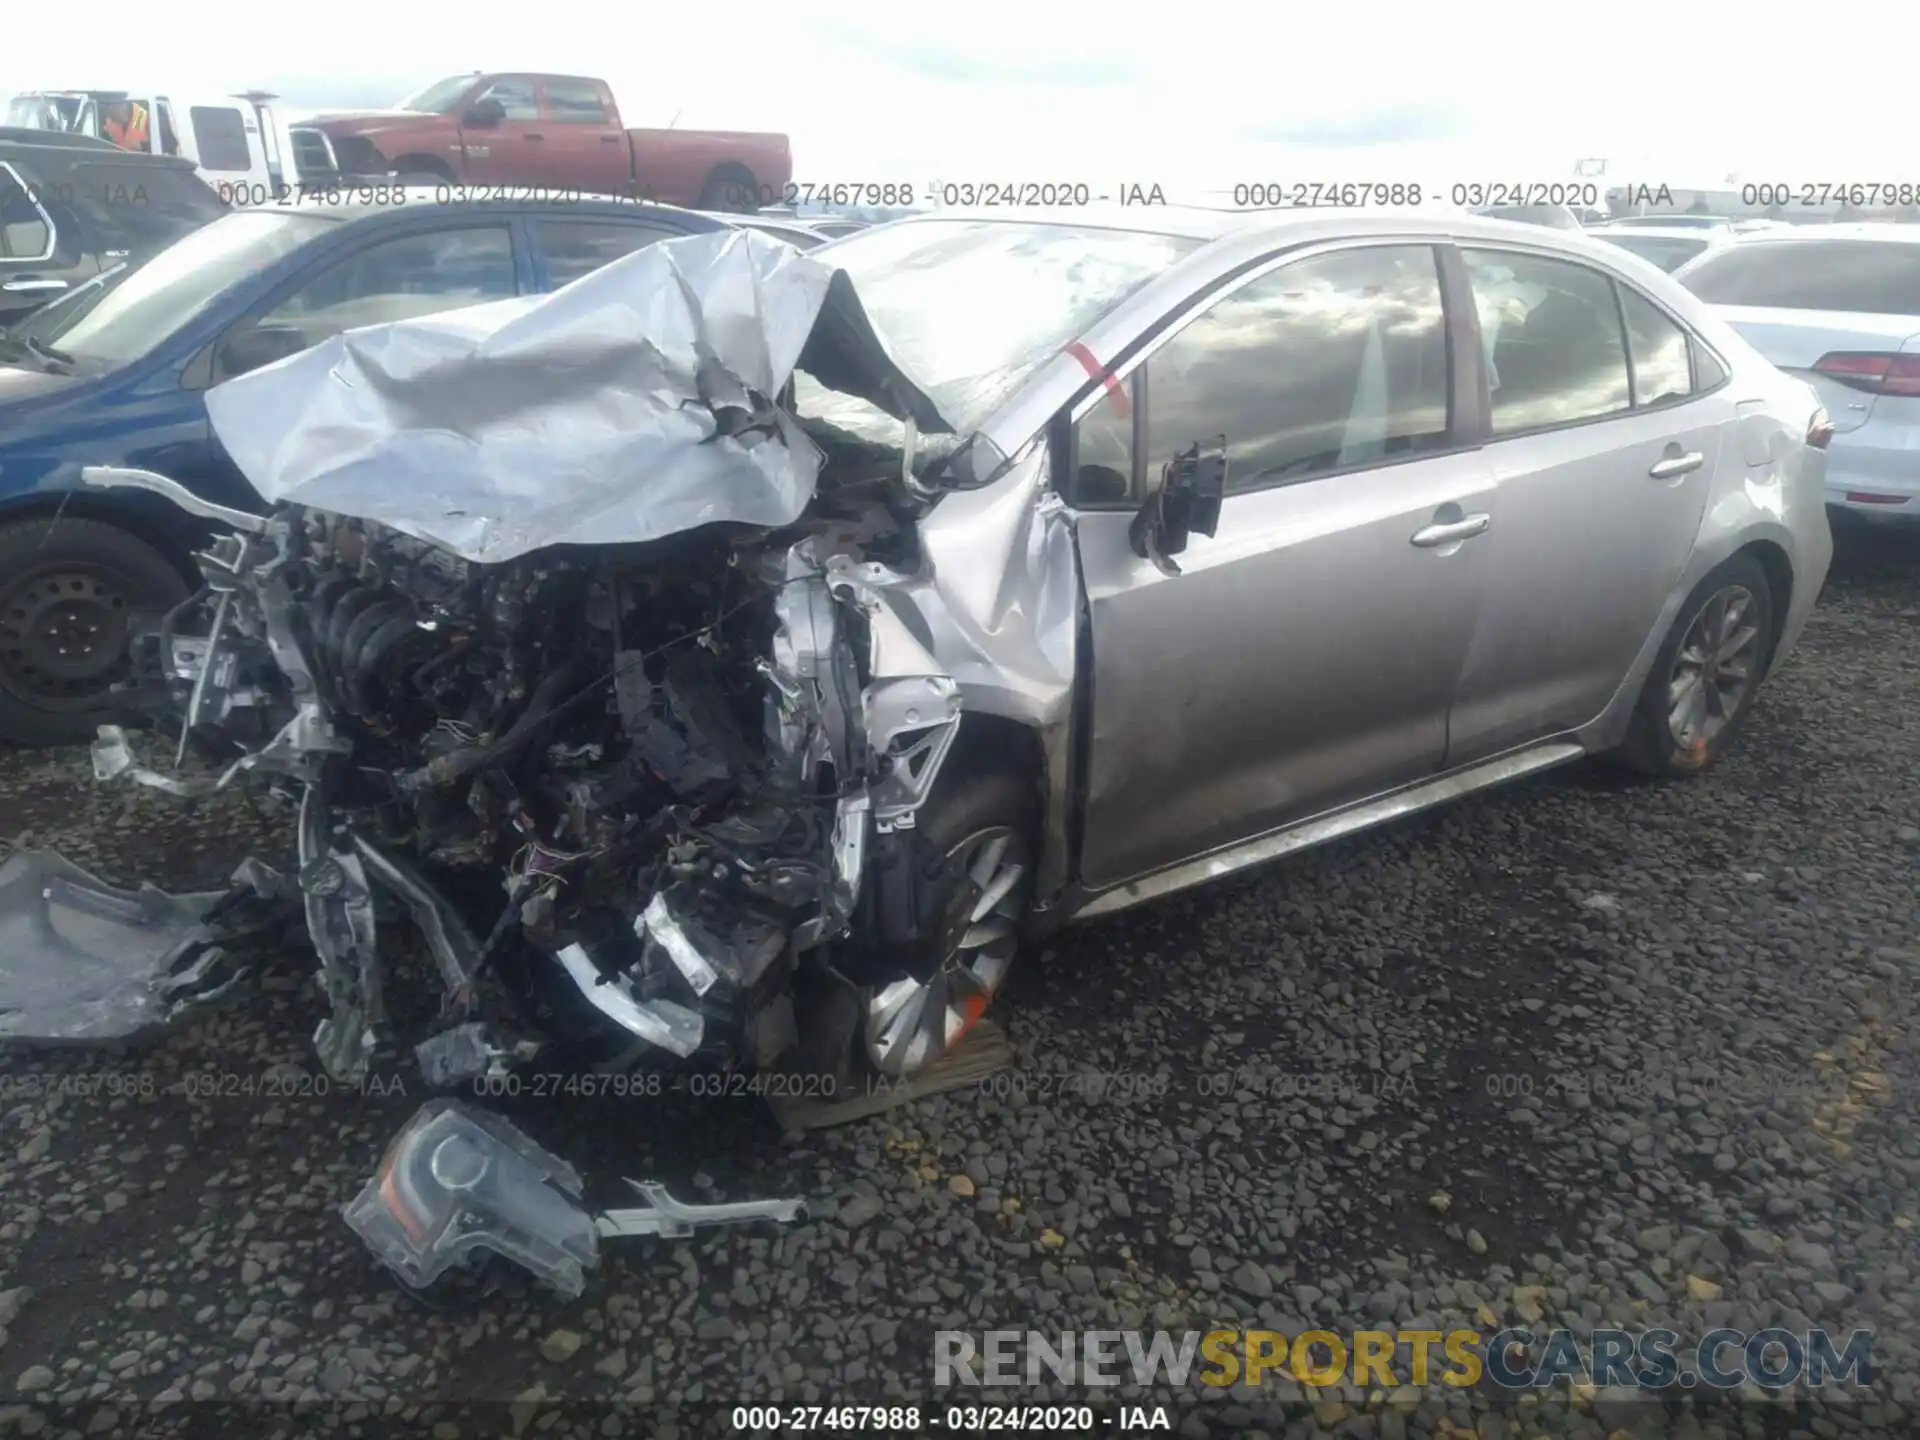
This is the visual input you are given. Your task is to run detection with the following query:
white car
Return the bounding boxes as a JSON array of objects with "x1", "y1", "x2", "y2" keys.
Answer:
[{"x1": 1676, "y1": 225, "x2": 1920, "y2": 527}]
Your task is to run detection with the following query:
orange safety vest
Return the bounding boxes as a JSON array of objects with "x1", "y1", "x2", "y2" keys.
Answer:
[{"x1": 103, "y1": 103, "x2": 150, "y2": 151}]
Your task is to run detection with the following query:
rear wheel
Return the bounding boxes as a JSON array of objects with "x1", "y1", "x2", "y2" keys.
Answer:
[
  {"x1": 0, "y1": 517, "x2": 189, "y2": 747},
  {"x1": 1617, "y1": 552, "x2": 1776, "y2": 778}
]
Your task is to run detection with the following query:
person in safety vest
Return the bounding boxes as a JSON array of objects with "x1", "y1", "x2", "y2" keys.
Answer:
[{"x1": 102, "y1": 101, "x2": 150, "y2": 152}]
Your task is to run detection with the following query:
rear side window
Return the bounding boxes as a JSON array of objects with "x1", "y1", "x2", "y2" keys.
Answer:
[
  {"x1": 1618, "y1": 287, "x2": 1693, "y2": 408},
  {"x1": 0, "y1": 163, "x2": 55, "y2": 260},
  {"x1": 535, "y1": 220, "x2": 676, "y2": 287},
  {"x1": 1462, "y1": 248, "x2": 1630, "y2": 435},
  {"x1": 67, "y1": 160, "x2": 228, "y2": 252},
  {"x1": 189, "y1": 107, "x2": 253, "y2": 172},
  {"x1": 1139, "y1": 244, "x2": 1452, "y2": 496},
  {"x1": 545, "y1": 79, "x2": 609, "y2": 124},
  {"x1": 1679, "y1": 240, "x2": 1920, "y2": 315}
]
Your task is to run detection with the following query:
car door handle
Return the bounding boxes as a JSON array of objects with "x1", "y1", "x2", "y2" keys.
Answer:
[
  {"x1": 1649, "y1": 451, "x2": 1704, "y2": 480},
  {"x1": 1, "y1": 278, "x2": 68, "y2": 294},
  {"x1": 599, "y1": 134, "x2": 621, "y2": 143},
  {"x1": 524, "y1": 132, "x2": 545, "y2": 142},
  {"x1": 1410, "y1": 513, "x2": 1491, "y2": 548}
]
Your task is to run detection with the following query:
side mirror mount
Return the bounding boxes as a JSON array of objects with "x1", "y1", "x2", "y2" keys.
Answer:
[
  {"x1": 1128, "y1": 436, "x2": 1227, "y2": 576},
  {"x1": 219, "y1": 324, "x2": 307, "y2": 378},
  {"x1": 462, "y1": 97, "x2": 506, "y2": 128}
]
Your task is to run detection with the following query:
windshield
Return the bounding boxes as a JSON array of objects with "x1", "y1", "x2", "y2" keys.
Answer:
[
  {"x1": 1594, "y1": 233, "x2": 1712, "y2": 273},
  {"x1": 13, "y1": 209, "x2": 333, "y2": 366},
  {"x1": 4, "y1": 95, "x2": 85, "y2": 131},
  {"x1": 796, "y1": 220, "x2": 1203, "y2": 453},
  {"x1": 395, "y1": 76, "x2": 479, "y2": 113}
]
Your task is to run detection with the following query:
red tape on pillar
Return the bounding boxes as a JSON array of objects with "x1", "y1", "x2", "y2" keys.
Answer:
[{"x1": 1066, "y1": 341, "x2": 1129, "y2": 418}]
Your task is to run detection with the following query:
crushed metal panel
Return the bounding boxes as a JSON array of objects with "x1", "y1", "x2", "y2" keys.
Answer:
[
  {"x1": 0, "y1": 848, "x2": 235, "y2": 1043},
  {"x1": 202, "y1": 229, "x2": 950, "y2": 565}
]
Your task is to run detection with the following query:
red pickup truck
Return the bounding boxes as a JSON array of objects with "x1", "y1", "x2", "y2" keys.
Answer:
[{"x1": 289, "y1": 73, "x2": 791, "y2": 210}]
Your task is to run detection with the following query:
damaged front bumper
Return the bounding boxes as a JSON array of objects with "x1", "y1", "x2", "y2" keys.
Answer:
[{"x1": 0, "y1": 229, "x2": 994, "y2": 1297}]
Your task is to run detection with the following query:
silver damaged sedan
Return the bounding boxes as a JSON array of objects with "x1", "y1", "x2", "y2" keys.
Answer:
[{"x1": 7, "y1": 213, "x2": 1833, "y2": 1295}]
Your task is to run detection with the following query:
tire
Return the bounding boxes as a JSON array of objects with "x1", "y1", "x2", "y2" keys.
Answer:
[
  {"x1": 697, "y1": 165, "x2": 759, "y2": 213},
  {"x1": 0, "y1": 516, "x2": 190, "y2": 747},
  {"x1": 1616, "y1": 552, "x2": 1776, "y2": 778},
  {"x1": 854, "y1": 748, "x2": 1042, "y2": 1079}
]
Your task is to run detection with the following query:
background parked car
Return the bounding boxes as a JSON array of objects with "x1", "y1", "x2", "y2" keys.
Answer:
[
  {"x1": 1589, "y1": 224, "x2": 1732, "y2": 273},
  {"x1": 292, "y1": 73, "x2": 791, "y2": 212},
  {"x1": 1674, "y1": 225, "x2": 1920, "y2": 529},
  {"x1": 0, "y1": 129, "x2": 229, "y2": 324},
  {"x1": 0, "y1": 190, "x2": 737, "y2": 744}
]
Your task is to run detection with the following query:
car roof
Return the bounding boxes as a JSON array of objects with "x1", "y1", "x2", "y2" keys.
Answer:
[
  {"x1": 1589, "y1": 226, "x2": 1726, "y2": 241},
  {"x1": 1707, "y1": 222, "x2": 1920, "y2": 246},
  {"x1": 859, "y1": 203, "x2": 1681, "y2": 253},
  {"x1": 244, "y1": 185, "x2": 727, "y2": 227}
]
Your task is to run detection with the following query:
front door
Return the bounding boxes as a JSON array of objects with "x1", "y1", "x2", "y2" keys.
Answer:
[
  {"x1": 458, "y1": 77, "x2": 542, "y2": 186},
  {"x1": 1443, "y1": 247, "x2": 1721, "y2": 764},
  {"x1": 1071, "y1": 242, "x2": 1494, "y2": 890}
]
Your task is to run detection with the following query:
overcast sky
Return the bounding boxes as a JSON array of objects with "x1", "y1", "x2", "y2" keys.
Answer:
[{"x1": 4, "y1": 0, "x2": 1909, "y2": 193}]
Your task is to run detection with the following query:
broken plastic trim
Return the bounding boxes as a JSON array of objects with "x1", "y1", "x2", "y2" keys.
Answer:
[
  {"x1": 0, "y1": 848, "x2": 284, "y2": 1043},
  {"x1": 344, "y1": 1100, "x2": 808, "y2": 1297}
]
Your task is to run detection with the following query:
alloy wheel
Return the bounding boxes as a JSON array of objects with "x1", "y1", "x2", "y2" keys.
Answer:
[
  {"x1": 1666, "y1": 583, "x2": 1761, "y2": 752},
  {"x1": 863, "y1": 824, "x2": 1030, "y2": 1078}
]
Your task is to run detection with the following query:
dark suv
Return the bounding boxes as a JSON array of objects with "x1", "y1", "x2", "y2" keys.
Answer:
[{"x1": 0, "y1": 128, "x2": 228, "y2": 325}]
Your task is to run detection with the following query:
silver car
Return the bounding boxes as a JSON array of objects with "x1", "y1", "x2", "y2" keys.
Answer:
[
  {"x1": 1675, "y1": 224, "x2": 1920, "y2": 527},
  {"x1": 14, "y1": 212, "x2": 1833, "y2": 1293}
]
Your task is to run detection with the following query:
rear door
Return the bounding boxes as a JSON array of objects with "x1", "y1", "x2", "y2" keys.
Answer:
[
  {"x1": 536, "y1": 79, "x2": 627, "y2": 193},
  {"x1": 182, "y1": 102, "x2": 267, "y2": 195},
  {"x1": 1444, "y1": 246, "x2": 1724, "y2": 764}
]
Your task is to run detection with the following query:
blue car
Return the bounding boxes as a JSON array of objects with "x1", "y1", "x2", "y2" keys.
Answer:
[{"x1": 0, "y1": 189, "x2": 732, "y2": 744}]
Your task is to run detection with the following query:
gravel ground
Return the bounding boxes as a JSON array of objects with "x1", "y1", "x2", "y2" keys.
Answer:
[{"x1": 0, "y1": 529, "x2": 1915, "y2": 1440}]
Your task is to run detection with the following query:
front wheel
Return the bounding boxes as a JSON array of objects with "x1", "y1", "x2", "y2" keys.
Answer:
[
  {"x1": 861, "y1": 763, "x2": 1039, "y2": 1079},
  {"x1": 0, "y1": 516, "x2": 189, "y2": 747},
  {"x1": 1616, "y1": 553, "x2": 1776, "y2": 778}
]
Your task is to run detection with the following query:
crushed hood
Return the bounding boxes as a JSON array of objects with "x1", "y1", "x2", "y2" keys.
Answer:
[{"x1": 202, "y1": 229, "x2": 950, "y2": 565}]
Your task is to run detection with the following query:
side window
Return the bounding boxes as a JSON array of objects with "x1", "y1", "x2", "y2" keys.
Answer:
[
  {"x1": 1618, "y1": 286, "x2": 1693, "y2": 408},
  {"x1": 1462, "y1": 248, "x2": 1630, "y2": 435},
  {"x1": 1073, "y1": 379, "x2": 1135, "y2": 502},
  {"x1": 1692, "y1": 342, "x2": 1729, "y2": 390},
  {"x1": 1142, "y1": 245, "x2": 1451, "y2": 495},
  {"x1": 475, "y1": 78, "x2": 539, "y2": 122},
  {"x1": 546, "y1": 79, "x2": 610, "y2": 125},
  {"x1": 535, "y1": 220, "x2": 674, "y2": 287},
  {"x1": 0, "y1": 164, "x2": 55, "y2": 261},
  {"x1": 189, "y1": 107, "x2": 254, "y2": 172},
  {"x1": 257, "y1": 226, "x2": 516, "y2": 342}
]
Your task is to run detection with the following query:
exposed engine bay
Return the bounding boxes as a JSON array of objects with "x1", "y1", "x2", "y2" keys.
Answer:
[{"x1": 0, "y1": 231, "x2": 1073, "y2": 1297}]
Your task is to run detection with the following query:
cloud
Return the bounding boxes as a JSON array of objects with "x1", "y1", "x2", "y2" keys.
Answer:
[
  {"x1": 1242, "y1": 103, "x2": 1474, "y2": 149},
  {"x1": 814, "y1": 23, "x2": 1142, "y2": 87}
]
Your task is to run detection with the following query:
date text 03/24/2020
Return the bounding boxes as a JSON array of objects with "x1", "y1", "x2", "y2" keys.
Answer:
[{"x1": 728, "y1": 1403, "x2": 1176, "y2": 1432}]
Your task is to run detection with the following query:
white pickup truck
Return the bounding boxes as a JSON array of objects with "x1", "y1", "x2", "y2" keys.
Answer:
[{"x1": 3, "y1": 89, "x2": 315, "y2": 204}]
